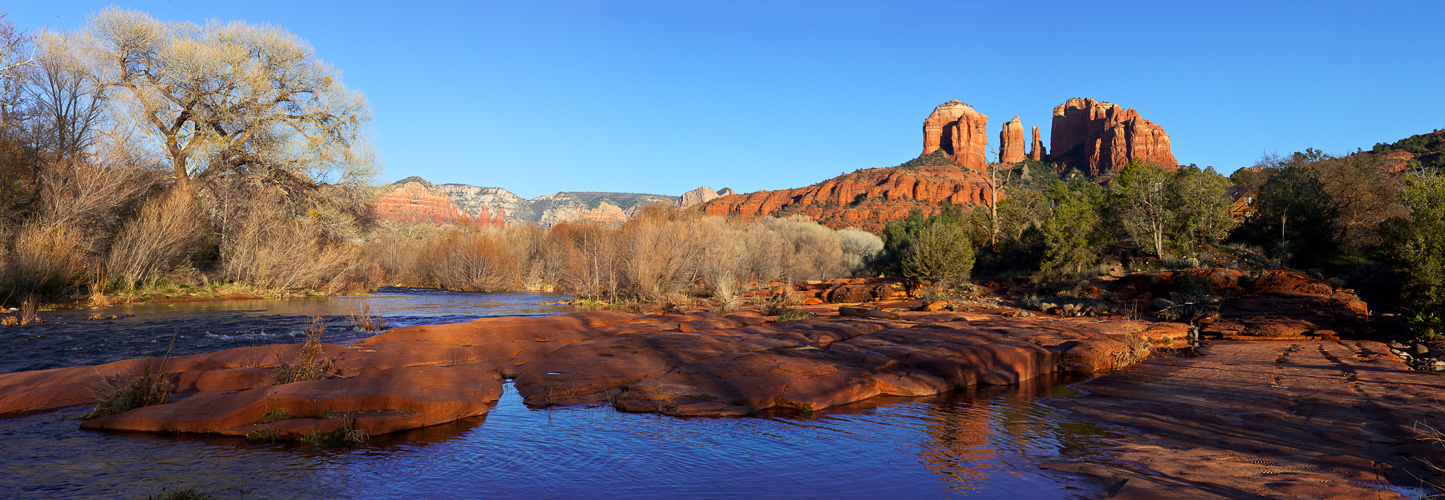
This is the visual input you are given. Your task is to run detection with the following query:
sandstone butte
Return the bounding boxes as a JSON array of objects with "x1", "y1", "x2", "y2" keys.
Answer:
[
  {"x1": 3, "y1": 269, "x2": 1435, "y2": 497},
  {"x1": 998, "y1": 115, "x2": 1026, "y2": 164},
  {"x1": 676, "y1": 186, "x2": 720, "y2": 208},
  {"x1": 372, "y1": 180, "x2": 505, "y2": 228},
  {"x1": 698, "y1": 151, "x2": 993, "y2": 232},
  {"x1": 1049, "y1": 97, "x2": 1178, "y2": 176},
  {"x1": 699, "y1": 97, "x2": 1179, "y2": 232},
  {"x1": 921, "y1": 100, "x2": 989, "y2": 171}
]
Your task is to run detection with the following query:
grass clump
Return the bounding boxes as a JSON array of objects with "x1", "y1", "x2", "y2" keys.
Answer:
[
  {"x1": 271, "y1": 317, "x2": 334, "y2": 384},
  {"x1": 148, "y1": 487, "x2": 214, "y2": 500},
  {"x1": 82, "y1": 364, "x2": 173, "y2": 420},
  {"x1": 347, "y1": 297, "x2": 388, "y2": 331},
  {"x1": 301, "y1": 413, "x2": 369, "y2": 447},
  {"x1": 244, "y1": 429, "x2": 279, "y2": 443},
  {"x1": 777, "y1": 310, "x2": 816, "y2": 322}
]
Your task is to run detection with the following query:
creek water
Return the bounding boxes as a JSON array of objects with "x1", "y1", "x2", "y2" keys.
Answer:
[{"x1": 0, "y1": 289, "x2": 1131, "y2": 499}]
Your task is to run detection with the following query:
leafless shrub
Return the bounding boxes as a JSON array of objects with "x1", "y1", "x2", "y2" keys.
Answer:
[
  {"x1": 423, "y1": 229, "x2": 521, "y2": 292},
  {"x1": 107, "y1": 189, "x2": 200, "y2": 289},
  {"x1": 7, "y1": 219, "x2": 86, "y2": 294},
  {"x1": 221, "y1": 194, "x2": 357, "y2": 292}
]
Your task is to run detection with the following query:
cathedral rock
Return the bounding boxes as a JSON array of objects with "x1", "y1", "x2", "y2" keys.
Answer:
[
  {"x1": 998, "y1": 116, "x2": 1026, "y2": 164},
  {"x1": 1049, "y1": 97, "x2": 1177, "y2": 176},
  {"x1": 921, "y1": 100, "x2": 989, "y2": 171}
]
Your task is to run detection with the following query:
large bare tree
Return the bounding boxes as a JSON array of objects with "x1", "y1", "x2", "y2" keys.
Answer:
[{"x1": 85, "y1": 7, "x2": 375, "y2": 192}]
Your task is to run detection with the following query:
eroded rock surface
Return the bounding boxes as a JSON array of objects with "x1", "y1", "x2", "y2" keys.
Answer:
[
  {"x1": 1047, "y1": 340, "x2": 1445, "y2": 499},
  {"x1": 998, "y1": 116, "x2": 1026, "y2": 164},
  {"x1": 0, "y1": 307, "x2": 1170, "y2": 440}
]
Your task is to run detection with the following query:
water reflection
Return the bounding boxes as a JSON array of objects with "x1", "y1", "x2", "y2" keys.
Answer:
[
  {"x1": 0, "y1": 380, "x2": 1131, "y2": 500},
  {"x1": 0, "y1": 290, "x2": 1132, "y2": 499}
]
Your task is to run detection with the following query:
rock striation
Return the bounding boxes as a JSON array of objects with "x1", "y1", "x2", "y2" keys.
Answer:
[
  {"x1": 1049, "y1": 97, "x2": 1177, "y2": 176},
  {"x1": 1028, "y1": 126, "x2": 1046, "y2": 161},
  {"x1": 921, "y1": 100, "x2": 989, "y2": 171},
  {"x1": 698, "y1": 151, "x2": 993, "y2": 232},
  {"x1": 372, "y1": 178, "x2": 472, "y2": 225},
  {"x1": 998, "y1": 116, "x2": 1026, "y2": 164}
]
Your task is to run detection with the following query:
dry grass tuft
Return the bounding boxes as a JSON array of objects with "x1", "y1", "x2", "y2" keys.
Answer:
[
  {"x1": 272, "y1": 317, "x2": 334, "y2": 384},
  {"x1": 347, "y1": 297, "x2": 388, "y2": 331},
  {"x1": 82, "y1": 364, "x2": 173, "y2": 420}
]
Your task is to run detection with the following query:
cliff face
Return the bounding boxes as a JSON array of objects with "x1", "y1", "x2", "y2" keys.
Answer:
[
  {"x1": 438, "y1": 184, "x2": 676, "y2": 225},
  {"x1": 921, "y1": 100, "x2": 989, "y2": 171},
  {"x1": 372, "y1": 179, "x2": 472, "y2": 225},
  {"x1": 699, "y1": 152, "x2": 992, "y2": 232},
  {"x1": 677, "y1": 186, "x2": 720, "y2": 208},
  {"x1": 1049, "y1": 97, "x2": 1177, "y2": 175},
  {"x1": 998, "y1": 116, "x2": 1026, "y2": 164}
]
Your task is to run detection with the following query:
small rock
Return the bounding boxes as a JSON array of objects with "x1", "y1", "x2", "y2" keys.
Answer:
[
  {"x1": 1389, "y1": 341, "x2": 1408, "y2": 350},
  {"x1": 1153, "y1": 298, "x2": 1176, "y2": 310},
  {"x1": 1429, "y1": 360, "x2": 1445, "y2": 372},
  {"x1": 801, "y1": 298, "x2": 824, "y2": 306},
  {"x1": 923, "y1": 300, "x2": 949, "y2": 312},
  {"x1": 1415, "y1": 344, "x2": 1431, "y2": 356}
]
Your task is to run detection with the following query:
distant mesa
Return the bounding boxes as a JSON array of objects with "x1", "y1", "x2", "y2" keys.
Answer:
[
  {"x1": 372, "y1": 177, "x2": 502, "y2": 227},
  {"x1": 374, "y1": 178, "x2": 676, "y2": 227},
  {"x1": 677, "y1": 186, "x2": 720, "y2": 208}
]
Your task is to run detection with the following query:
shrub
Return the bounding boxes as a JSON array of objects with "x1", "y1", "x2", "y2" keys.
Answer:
[
  {"x1": 7, "y1": 220, "x2": 87, "y2": 295},
  {"x1": 902, "y1": 222, "x2": 974, "y2": 285},
  {"x1": 423, "y1": 229, "x2": 521, "y2": 292},
  {"x1": 221, "y1": 195, "x2": 357, "y2": 291},
  {"x1": 107, "y1": 189, "x2": 201, "y2": 289}
]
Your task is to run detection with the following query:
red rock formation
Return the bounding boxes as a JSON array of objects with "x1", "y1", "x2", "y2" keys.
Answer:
[
  {"x1": 1049, "y1": 97, "x2": 1177, "y2": 176},
  {"x1": 921, "y1": 100, "x2": 989, "y2": 171},
  {"x1": 998, "y1": 116, "x2": 1025, "y2": 164},
  {"x1": 698, "y1": 155, "x2": 993, "y2": 232},
  {"x1": 372, "y1": 181, "x2": 470, "y2": 225},
  {"x1": 1028, "y1": 126, "x2": 1046, "y2": 161}
]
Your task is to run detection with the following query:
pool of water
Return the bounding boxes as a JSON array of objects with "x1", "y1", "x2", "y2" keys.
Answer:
[{"x1": 0, "y1": 289, "x2": 1132, "y2": 499}]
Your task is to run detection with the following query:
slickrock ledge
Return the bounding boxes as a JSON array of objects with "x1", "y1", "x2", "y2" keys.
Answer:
[
  {"x1": 1045, "y1": 340, "x2": 1445, "y2": 499},
  {"x1": 0, "y1": 308, "x2": 1186, "y2": 440}
]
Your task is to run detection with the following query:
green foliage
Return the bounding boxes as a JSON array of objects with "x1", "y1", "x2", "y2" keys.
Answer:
[
  {"x1": 881, "y1": 204, "x2": 968, "y2": 274},
  {"x1": 1380, "y1": 173, "x2": 1445, "y2": 324},
  {"x1": 1170, "y1": 164, "x2": 1236, "y2": 252},
  {"x1": 1040, "y1": 180, "x2": 1109, "y2": 277},
  {"x1": 1112, "y1": 160, "x2": 1174, "y2": 257},
  {"x1": 1244, "y1": 150, "x2": 1339, "y2": 266},
  {"x1": 890, "y1": 150, "x2": 960, "y2": 171},
  {"x1": 901, "y1": 222, "x2": 975, "y2": 285}
]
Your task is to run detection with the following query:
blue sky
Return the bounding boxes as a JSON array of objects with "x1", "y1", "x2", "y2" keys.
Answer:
[{"x1": 7, "y1": 1, "x2": 1443, "y2": 198}]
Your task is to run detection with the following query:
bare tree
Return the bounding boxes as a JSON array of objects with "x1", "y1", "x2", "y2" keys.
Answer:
[
  {"x1": 0, "y1": 12, "x2": 38, "y2": 121},
  {"x1": 25, "y1": 31, "x2": 106, "y2": 158},
  {"x1": 84, "y1": 8, "x2": 375, "y2": 192}
]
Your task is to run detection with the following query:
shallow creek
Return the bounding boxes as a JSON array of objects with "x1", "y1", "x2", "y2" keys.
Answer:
[{"x1": 0, "y1": 289, "x2": 1134, "y2": 499}]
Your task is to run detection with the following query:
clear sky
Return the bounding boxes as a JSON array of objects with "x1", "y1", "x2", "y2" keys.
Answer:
[{"x1": 6, "y1": 1, "x2": 1443, "y2": 199}]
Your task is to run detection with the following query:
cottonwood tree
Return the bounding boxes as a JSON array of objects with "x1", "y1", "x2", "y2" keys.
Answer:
[{"x1": 84, "y1": 8, "x2": 375, "y2": 193}]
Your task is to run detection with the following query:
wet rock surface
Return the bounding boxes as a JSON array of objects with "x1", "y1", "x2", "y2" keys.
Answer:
[
  {"x1": 0, "y1": 308, "x2": 1169, "y2": 440},
  {"x1": 1046, "y1": 340, "x2": 1445, "y2": 499}
]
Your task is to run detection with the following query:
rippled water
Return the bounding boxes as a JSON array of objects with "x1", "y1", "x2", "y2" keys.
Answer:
[
  {"x1": 0, "y1": 290, "x2": 1132, "y2": 499},
  {"x1": 0, "y1": 288, "x2": 574, "y2": 374}
]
